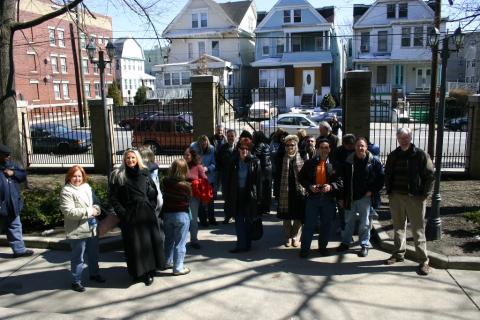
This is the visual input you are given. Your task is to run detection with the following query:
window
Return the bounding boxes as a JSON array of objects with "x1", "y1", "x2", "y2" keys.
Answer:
[
  {"x1": 51, "y1": 56, "x2": 58, "y2": 73},
  {"x1": 60, "y1": 57, "x2": 67, "y2": 73},
  {"x1": 315, "y1": 35, "x2": 324, "y2": 51},
  {"x1": 198, "y1": 41, "x2": 205, "y2": 56},
  {"x1": 30, "y1": 81, "x2": 40, "y2": 100},
  {"x1": 292, "y1": 35, "x2": 301, "y2": 52},
  {"x1": 48, "y1": 28, "x2": 55, "y2": 46},
  {"x1": 414, "y1": 26, "x2": 423, "y2": 47},
  {"x1": 276, "y1": 38, "x2": 284, "y2": 54},
  {"x1": 212, "y1": 41, "x2": 219, "y2": 57},
  {"x1": 128, "y1": 79, "x2": 132, "y2": 90},
  {"x1": 53, "y1": 83, "x2": 61, "y2": 99},
  {"x1": 93, "y1": 63, "x2": 99, "y2": 74},
  {"x1": 472, "y1": 60, "x2": 476, "y2": 67},
  {"x1": 62, "y1": 83, "x2": 69, "y2": 99},
  {"x1": 172, "y1": 73, "x2": 180, "y2": 85},
  {"x1": 28, "y1": 53, "x2": 37, "y2": 72},
  {"x1": 94, "y1": 83, "x2": 101, "y2": 98},
  {"x1": 401, "y1": 27, "x2": 410, "y2": 47},
  {"x1": 259, "y1": 69, "x2": 285, "y2": 88},
  {"x1": 283, "y1": 10, "x2": 291, "y2": 23},
  {"x1": 106, "y1": 63, "x2": 111, "y2": 75},
  {"x1": 360, "y1": 32, "x2": 370, "y2": 52},
  {"x1": 192, "y1": 13, "x2": 198, "y2": 28},
  {"x1": 84, "y1": 83, "x2": 90, "y2": 98},
  {"x1": 80, "y1": 33, "x2": 86, "y2": 49},
  {"x1": 82, "y1": 59, "x2": 88, "y2": 74},
  {"x1": 201, "y1": 12, "x2": 207, "y2": 27},
  {"x1": 262, "y1": 38, "x2": 270, "y2": 55},
  {"x1": 188, "y1": 43, "x2": 193, "y2": 59},
  {"x1": 164, "y1": 73, "x2": 171, "y2": 86},
  {"x1": 57, "y1": 30, "x2": 65, "y2": 47},
  {"x1": 378, "y1": 31, "x2": 388, "y2": 52},
  {"x1": 377, "y1": 66, "x2": 387, "y2": 84},
  {"x1": 399, "y1": 3, "x2": 408, "y2": 18},
  {"x1": 387, "y1": 3, "x2": 396, "y2": 18},
  {"x1": 181, "y1": 72, "x2": 190, "y2": 85},
  {"x1": 394, "y1": 64, "x2": 404, "y2": 86},
  {"x1": 283, "y1": 9, "x2": 301, "y2": 23}
]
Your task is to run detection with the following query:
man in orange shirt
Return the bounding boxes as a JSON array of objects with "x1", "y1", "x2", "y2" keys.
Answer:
[{"x1": 298, "y1": 139, "x2": 343, "y2": 258}]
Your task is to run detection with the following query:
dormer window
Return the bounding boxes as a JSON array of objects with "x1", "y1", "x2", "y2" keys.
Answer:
[
  {"x1": 283, "y1": 9, "x2": 301, "y2": 24},
  {"x1": 399, "y1": 3, "x2": 408, "y2": 18},
  {"x1": 192, "y1": 11, "x2": 207, "y2": 28}
]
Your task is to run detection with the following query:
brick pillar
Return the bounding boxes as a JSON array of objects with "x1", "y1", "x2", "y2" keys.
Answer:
[
  {"x1": 344, "y1": 70, "x2": 372, "y2": 139},
  {"x1": 89, "y1": 98, "x2": 114, "y2": 174},
  {"x1": 191, "y1": 75, "x2": 218, "y2": 140},
  {"x1": 468, "y1": 94, "x2": 480, "y2": 178}
]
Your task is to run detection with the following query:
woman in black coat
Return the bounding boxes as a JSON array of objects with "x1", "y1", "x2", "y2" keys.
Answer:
[
  {"x1": 224, "y1": 138, "x2": 262, "y2": 253},
  {"x1": 252, "y1": 130, "x2": 272, "y2": 214},
  {"x1": 109, "y1": 149, "x2": 163, "y2": 286}
]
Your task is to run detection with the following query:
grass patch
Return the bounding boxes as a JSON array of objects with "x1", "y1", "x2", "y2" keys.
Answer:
[{"x1": 463, "y1": 210, "x2": 480, "y2": 236}]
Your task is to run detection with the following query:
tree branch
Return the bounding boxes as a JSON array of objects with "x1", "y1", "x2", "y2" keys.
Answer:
[
  {"x1": 125, "y1": 0, "x2": 162, "y2": 47},
  {"x1": 12, "y1": 0, "x2": 84, "y2": 31}
]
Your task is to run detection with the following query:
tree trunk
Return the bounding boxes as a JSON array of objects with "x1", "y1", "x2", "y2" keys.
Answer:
[{"x1": 0, "y1": 0, "x2": 23, "y2": 165}]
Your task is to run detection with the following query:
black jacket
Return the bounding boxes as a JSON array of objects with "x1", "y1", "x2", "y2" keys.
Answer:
[
  {"x1": 217, "y1": 142, "x2": 236, "y2": 172},
  {"x1": 385, "y1": 144, "x2": 434, "y2": 197},
  {"x1": 298, "y1": 156, "x2": 343, "y2": 199},
  {"x1": 338, "y1": 152, "x2": 385, "y2": 209},
  {"x1": 224, "y1": 154, "x2": 262, "y2": 218}
]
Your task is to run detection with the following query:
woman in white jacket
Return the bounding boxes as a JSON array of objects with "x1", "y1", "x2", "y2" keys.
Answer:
[{"x1": 60, "y1": 165, "x2": 105, "y2": 292}]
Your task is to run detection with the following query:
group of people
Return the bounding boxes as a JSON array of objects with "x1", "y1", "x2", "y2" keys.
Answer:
[{"x1": 0, "y1": 121, "x2": 434, "y2": 293}]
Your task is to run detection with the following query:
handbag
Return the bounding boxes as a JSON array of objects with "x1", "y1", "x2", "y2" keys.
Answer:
[
  {"x1": 248, "y1": 217, "x2": 263, "y2": 241},
  {"x1": 191, "y1": 178, "x2": 214, "y2": 205}
]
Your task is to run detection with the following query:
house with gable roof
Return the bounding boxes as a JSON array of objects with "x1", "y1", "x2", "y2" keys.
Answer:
[
  {"x1": 352, "y1": 0, "x2": 446, "y2": 102},
  {"x1": 152, "y1": 0, "x2": 257, "y2": 99},
  {"x1": 251, "y1": 0, "x2": 342, "y2": 110}
]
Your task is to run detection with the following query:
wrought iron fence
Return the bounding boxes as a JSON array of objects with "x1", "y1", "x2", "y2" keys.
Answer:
[
  {"x1": 23, "y1": 106, "x2": 94, "y2": 167},
  {"x1": 112, "y1": 93, "x2": 192, "y2": 167},
  {"x1": 369, "y1": 93, "x2": 471, "y2": 170}
]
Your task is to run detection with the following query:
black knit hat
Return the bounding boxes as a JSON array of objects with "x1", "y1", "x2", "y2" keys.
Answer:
[{"x1": 239, "y1": 130, "x2": 253, "y2": 140}]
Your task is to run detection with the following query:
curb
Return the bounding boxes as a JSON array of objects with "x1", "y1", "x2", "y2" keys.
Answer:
[
  {"x1": 0, "y1": 234, "x2": 123, "y2": 253},
  {"x1": 371, "y1": 220, "x2": 480, "y2": 271}
]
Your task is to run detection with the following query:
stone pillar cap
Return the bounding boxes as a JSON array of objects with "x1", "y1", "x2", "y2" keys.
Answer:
[
  {"x1": 191, "y1": 75, "x2": 219, "y2": 83},
  {"x1": 468, "y1": 94, "x2": 480, "y2": 105}
]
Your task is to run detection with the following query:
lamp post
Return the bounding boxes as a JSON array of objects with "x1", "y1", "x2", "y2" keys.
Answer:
[
  {"x1": 86, "y1": 39, "x2": 116, "y2": 175},
  {"x1": 426, "y1": 27, "x2": 464, "y2": 240}
]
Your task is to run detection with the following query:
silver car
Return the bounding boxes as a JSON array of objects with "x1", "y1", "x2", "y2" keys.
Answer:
[{"x1": 260, "y1": 113, "x2": 318, "y2": 136}]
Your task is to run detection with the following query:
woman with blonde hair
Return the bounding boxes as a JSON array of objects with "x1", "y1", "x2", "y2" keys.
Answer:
[
  {"x1": 60, "y1": 165, "x2": 104, "y2": 292},
  {"x1": 161, "y1": 158, "x2": 192, "y2": 275},
  {"x1": 276, "y1": 135, "x2": 306, "y2": 247},
  {"x1": 109, "y1": 149, "x2": 162, "y2": 286}
]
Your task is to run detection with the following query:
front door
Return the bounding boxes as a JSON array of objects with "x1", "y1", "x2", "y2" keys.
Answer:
[
  {"x1": 416, "y1": 68, "x2": 431, "y2": 90},
  {"x1": 302, "y1": 70, "x2": 315, "y2": 94}
]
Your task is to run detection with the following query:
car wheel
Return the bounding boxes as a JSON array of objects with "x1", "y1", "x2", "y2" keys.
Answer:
[
  {"x1": 145, "y1": 142, "x2": 161, "y2": 155},
  {"x1": 58, "y1": 143, "x2": 70, "y2": 154}
]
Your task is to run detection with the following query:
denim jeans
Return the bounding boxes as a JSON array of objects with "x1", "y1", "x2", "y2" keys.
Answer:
[
  {"x1": 164, "y1": 212, "x2": 190, "y2": 273},
  {"x1": 69, "y1": 236, "x2": 99, "y2": 284},
  {"x1": 301, "y1": 195, "x2": 336, "y2": 251},
  {"x1": 0, "y1": 214, "x2": 27, "y2": 254},
  {"x1": 234, "y1": 214, "x2": 252, "y2": 250},
  {"x1": 189, "y1": 197, "x2": 200, "y2": 243},
  {"x1": 342, "y1": 196, "x2": 372, "y2": 247}
]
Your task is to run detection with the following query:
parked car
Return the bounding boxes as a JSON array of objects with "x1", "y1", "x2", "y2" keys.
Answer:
[
  {"x1": 131, "y1": 115, "x2": 193, "y2": 154},
  {"x1": 310, "y1": 107, "x2": 343, "y2": 123},
  {"x1": 30, "y1": 124, "x2": 91, "y2": 154},
  {"x1": 259, "y1": 113, "x2": 318, "y2": 136},
  {"x1": 118, "y1": 111, "x2": 164, "y2": 130},
  {"x1": 445, "y1": 116, "x2": 468, "y2": 131},
  {"x1": 248, "y1": 101, "x2": 278, "y2": 120}
]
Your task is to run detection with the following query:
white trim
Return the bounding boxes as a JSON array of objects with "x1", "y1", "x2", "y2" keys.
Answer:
[
  {"x1": 26, "y1": 51, "x2": 36, "y2": 55},
  {"x1": 29, "y1": 80, "x2": 39, "y2": 84}
]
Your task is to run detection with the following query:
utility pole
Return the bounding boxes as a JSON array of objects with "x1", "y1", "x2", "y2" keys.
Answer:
[
  {"x1": 76, "y1": 9, "x2": 89, "y2": 127},
  {"x1": 70, "y1": 23, "x2": 84, "y2": 127},
  {"x1": 427, "y1": 0, "x2": 441, "y2": 159}
]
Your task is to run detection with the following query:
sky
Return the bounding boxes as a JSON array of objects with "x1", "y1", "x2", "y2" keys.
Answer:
[{"x1": 83, "y1": 0, "x2": 479, "y2": 50}]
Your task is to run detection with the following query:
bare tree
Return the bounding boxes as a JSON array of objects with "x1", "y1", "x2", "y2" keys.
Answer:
[{"x1": 0, "y1": 0, "x2": 167, "y2": 164}]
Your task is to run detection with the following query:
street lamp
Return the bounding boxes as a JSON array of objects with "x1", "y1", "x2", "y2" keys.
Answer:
[
  {"x1": 426, "y1": 27, "x2": 464, "y2": 240},
  {"x1": 87, "y1": 39, "x2": 116, "y2": 175}
]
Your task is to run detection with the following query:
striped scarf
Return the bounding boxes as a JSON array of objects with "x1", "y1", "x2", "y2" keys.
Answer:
[{"x1": 278, "y1": 152, "x2": 305, "y2": 214}]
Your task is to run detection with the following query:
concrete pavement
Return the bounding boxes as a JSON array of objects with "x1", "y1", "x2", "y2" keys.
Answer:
[{"x1": 1, "y1": 215, "x2": 479, "y2": 320}]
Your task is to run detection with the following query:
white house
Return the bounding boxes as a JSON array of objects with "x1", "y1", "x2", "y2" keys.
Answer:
[
  {"x1": 352, "y1": 0, "x2": 446, "y2": 99},
  {"x1": 152, "y1": 0, "x2": 257, "y2": 99},
  {"x1": 250, "y1": 0, "x2": 341, "y2": 110},
  {"x1": 114, "y1": 37, "x2": 155, "y2": 103}
]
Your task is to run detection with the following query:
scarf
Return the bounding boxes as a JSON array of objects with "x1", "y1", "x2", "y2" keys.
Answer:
[
  {"x1": 278, "y1": 152, "x2": 305, "y2": 213},
  {"x1": 63, "y1": 183, "x2": 93, "y2": 208}
]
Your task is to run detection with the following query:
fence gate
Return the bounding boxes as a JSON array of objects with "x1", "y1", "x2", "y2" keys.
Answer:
[{"x1": 369, "y1": 92, "x2": 472, "y2": 171}]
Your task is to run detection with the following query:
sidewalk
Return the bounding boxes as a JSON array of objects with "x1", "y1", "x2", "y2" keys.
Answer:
[{"x1": 1, "y1": 214, "x2": 479, "y2": 319}]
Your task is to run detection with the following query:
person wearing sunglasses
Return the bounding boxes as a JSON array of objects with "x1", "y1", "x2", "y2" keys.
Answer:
[
  {"x1": 224, "y1": 137, "x2": 262, "y2": 253},
  {"x1": 276, "y1": 135, "x2": 306, "y2": 248}
]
